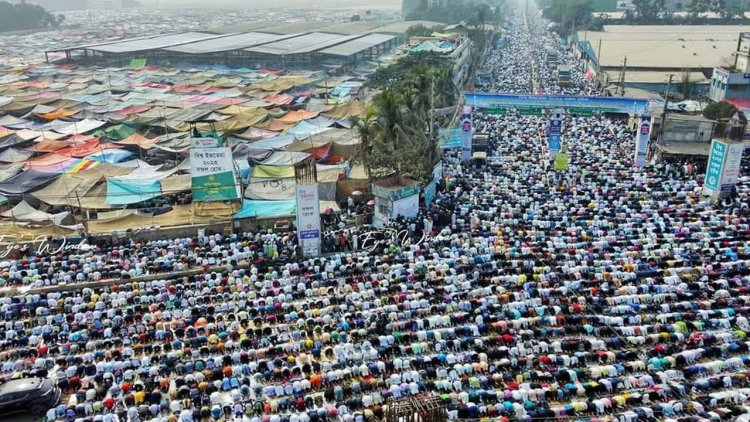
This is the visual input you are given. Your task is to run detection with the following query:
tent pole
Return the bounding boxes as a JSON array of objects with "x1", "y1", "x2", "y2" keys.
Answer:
[{"x1": 74, "y1": 191, "x2": 88, "y2": 236}]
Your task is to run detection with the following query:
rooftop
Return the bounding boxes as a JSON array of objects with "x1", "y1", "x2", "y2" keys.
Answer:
[
  {"x1": 578, "y1": 27, "x2": 739, "y2": 69},
  {"x1": 164, "y1": 32, "x2": 290, "y2": 54},
  {"x1": 318, "y1": 34, "x2": 397, "y2": 57},
  {"x1": 86, "y1": 32, "x2": 222, "y2": 54},
  {"x1": 244, "y1": 32, "x2": 363, "y2": 55},
  {"x1": 604, "y1": 70, "x2": 709, "y2": 84}
]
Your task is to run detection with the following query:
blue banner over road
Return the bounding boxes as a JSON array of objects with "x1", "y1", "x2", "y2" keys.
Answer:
[{"x1": 464, "y1": 93, "x2": 649, "y2": 114}]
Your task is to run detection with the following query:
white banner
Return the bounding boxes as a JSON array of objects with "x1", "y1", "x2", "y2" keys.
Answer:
[
  {"x1": 245, "y1": 178, "x2": 296, "y2": 200},
  {"x1": 633, "y1": 115, "x2": 651, "y2": 168},
  {"x1": 721, "y1": 143, "x2": 744, "y2": 192},
  {"x1": 392, "y1": 195, "x2": 419, "y2": 220},
  {"x1": 295, "y1": 184, "x2": 321, "y2": 257}
]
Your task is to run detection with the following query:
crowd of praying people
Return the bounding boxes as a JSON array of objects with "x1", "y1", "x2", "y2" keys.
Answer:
[{"x1": 0, "y1": 5, "x2": 750, "y2": 422}]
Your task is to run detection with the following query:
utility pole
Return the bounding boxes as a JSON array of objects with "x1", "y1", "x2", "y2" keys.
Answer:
[
  {"x1": 429, "y1": 76, "x2": 435, "y2": 140},
  {"x1": 597, "y1": 39, "x2": 602, "y2": 68},
  {"x1": 660, "y1": 73, "x2": 675, "y2": 138},
  {"x1": 618, "y1": 56, "x2": 627, "y2": 96}
]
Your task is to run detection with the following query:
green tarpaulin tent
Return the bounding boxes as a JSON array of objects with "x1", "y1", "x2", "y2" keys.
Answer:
[{"x1": 129, "y1": 59, "x2": 147, "y2": 68}]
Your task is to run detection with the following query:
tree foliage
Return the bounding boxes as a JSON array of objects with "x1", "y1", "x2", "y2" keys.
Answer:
[
  {"x1": 366, "y1": 52, "x2": 452, "y2": 91},
  {"x1": 543, "y1": 0, "x2": 594, "y2": 35},
  {"x1": 0, "y1": 0, "x2": 64, "y2": 32},
  {"x1": 703, "y1": 101, "x2": 744, "y2": 121},
  {"x1": 405, "y1": 0, "x2": 501, "y2": 26},
  {"x1": 596, "y1": 0, "x2": 749, "y2": 26},
  {"x1": 359, "y1": 53, "x2": 458, "y2": 182},
  {"x1": 405, "y1": 24, "x2": 445, "y2": 38}
]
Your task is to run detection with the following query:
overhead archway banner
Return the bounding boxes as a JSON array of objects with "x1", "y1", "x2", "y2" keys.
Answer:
[{"x1": 464, "y1": 93, "x2": 649, "y2": 115}]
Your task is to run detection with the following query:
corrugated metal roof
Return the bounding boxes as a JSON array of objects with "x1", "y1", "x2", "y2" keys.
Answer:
[
  {"x1": 319, "y1": 33, "x2": 397, "y2": 57},
  {"x1": 245, "y1": 32, "x2": 363, "y2": 55},
  {"x1": 605, "y1": 70, "x2": 709, "y2": 84},
  {"x1": 88, "y1": 32, "x2": 221, "y2": 54},
  {"x1": 579, "y1": 30, "x2": 737, "y2": 69},
  {"x1": 602, "y1": 24, "x2": 750, "y2": 33},
  {"x1": 165, "y1": 32, "x2": 290, "y2": 54}
]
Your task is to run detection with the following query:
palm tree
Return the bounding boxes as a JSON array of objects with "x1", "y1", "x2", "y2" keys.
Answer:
[{"x1": 350, "y1": 106, "x2": 379, "y2": 181}]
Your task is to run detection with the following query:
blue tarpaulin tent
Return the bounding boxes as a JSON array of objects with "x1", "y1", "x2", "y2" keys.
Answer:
[
  {"x1": 106, "y1": 179, "x2": 161, "y2": 205},
  {"x1": 233, "y1": 199, "x2": 296, "y2": 219},
  {"x1": 88, "y1": 149, "x2": 135, "y2": 164}
]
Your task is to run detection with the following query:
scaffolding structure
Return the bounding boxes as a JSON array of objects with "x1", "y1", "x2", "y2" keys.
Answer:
[{"x1": 384, "y1": 395, "x2": 447, "y2": 422}]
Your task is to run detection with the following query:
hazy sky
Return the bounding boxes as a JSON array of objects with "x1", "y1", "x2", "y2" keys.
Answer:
[{"x1": 154, "y1": 0, "x2": 401, "y2": 9}]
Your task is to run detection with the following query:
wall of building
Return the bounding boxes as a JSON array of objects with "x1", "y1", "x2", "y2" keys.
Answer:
[{"x1": 710, "y1": 67, "x2": 750, "y2": 102}]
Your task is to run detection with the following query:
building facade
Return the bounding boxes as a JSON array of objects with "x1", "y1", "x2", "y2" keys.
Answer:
[{"x1": 709, "y1": 33, "x2": 750, "y2": 102}]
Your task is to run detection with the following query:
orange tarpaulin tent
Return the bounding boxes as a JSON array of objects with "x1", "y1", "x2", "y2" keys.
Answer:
[
  {"x1": 263, "y1": 94, "x2": 294, "y2": 106},
  {"x1": 26, "y1": 153, "x2": 74, "y2": 167},
  {"x1": 24, "y1": 139, "x2": 74, "y2": 153},
  {"x1": 0, "y1": 126, "x2": 14, "y2": 138},
  {"x1": 277, "y1": 110, "x2": 319, "y2": 124},
  {"x1": 116, "y1": 133, "x2": 157, "y2": 149},
  {"x1": 56, "y1": 140, "x2": 121, "y2": 158},
  {"x1": 258, "y1": 118, "x2": 295, "y2": 132},
  {"x1": 36, "y1": 108, "x2": 80, "y2": 121}
]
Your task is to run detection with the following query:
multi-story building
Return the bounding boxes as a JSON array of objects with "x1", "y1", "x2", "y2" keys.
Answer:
[{"x1": 709, "y1": 33, "x2": 750, "y2": 102}]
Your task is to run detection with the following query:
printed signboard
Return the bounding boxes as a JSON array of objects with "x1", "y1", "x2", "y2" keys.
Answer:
[
  {"x1": 704, "y1": 140, "x2": 727, "y2": 193},
  {"x1": 465, "y1": 93, "x2": 648, "y2": 114},
  {"x1": 190, "y1": 138, "x2": 240, "y2": 202},
  {"x1": 547, "y1": 109, "x2": 563, "y2": 159},
  {"x1": 295, "y1": 184, "x2": 320, "y2": 257},
  {"x1": 634, "y1": 114, "x2": 651, "y2": 168}
]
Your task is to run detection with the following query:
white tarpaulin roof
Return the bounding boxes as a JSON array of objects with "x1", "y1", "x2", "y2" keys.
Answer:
[
  {"x1": 0, "y1": 200, "x2": 69, "y2": 223},
  {"x1": 256, "y1": 151, "x2": 310, "y2": 166},
  {"x1": 112, "y1": 160, "x2": 187, "y2": 181},
  {"x1": 51, "y1": 119, "x2": 107, "y2": 135}
]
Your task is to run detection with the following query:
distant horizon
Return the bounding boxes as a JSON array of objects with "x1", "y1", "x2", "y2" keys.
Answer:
[
  {"x1": 152, "y1": 0, "x2": 401, "y2": 10},
  {"x1": 14, "y1": 0, "x2": 403, "y2": 11}
]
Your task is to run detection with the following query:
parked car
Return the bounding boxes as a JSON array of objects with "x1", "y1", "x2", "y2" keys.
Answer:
[{"x1": 0, "y1": 378, "x2": 60, "y2": 415}]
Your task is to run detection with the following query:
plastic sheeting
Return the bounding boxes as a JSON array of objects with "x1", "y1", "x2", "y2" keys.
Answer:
[
  {"x1": 106, "y1": 179, "x2": 161, "y2": 205},
  {"x1": 251, "y1": 164, "x2": 294, "y2": 179},
  {"x1": 233, "y1": 199, "x2": 296, "y2": 219},
  {"x1": 0, "y1": 148, "x2": 35, "y2": 163},
  {"x1": 24, "y1": 139, "x2": 73, "y2": 153},
  {"x1": 255, "y1": 151, "x2": 310, "y2": 166},
  {"x1": 0, "y1": 200, "x2": 67, "y2": 223},
  {"x1": 115, "y1": 133, "x2": 157, "y2": 149},
  {"x1": 0, "y1": 163, "x2": 23, "y2": 182},
  {"x1": 246, "y1": 135, "x2": 297, "y2": 151},
  {"x1": 321, "y1": 99, "x2": 365, "y2": 120},
  {"x1": 234, "y1": 127, "x2": 278, "y2": 141},
  {"x1": 0, "y1": 170, "x2": 59, "y2": 195},
  {"x1": 51, "y1": 118, "x2": 107, "y2": 135},
  {"x1": 286, "y1": 121, "x2": 332, "y2": 138},
  {"x1": 33, "y1": 165, "x2": 132, "y2": 205},
  {"x1": 87, "y1": 149, "x2": 135, "y2": 164},
  {"x1": 160, "y1": 174, "x2": 191, "y2": 194}
]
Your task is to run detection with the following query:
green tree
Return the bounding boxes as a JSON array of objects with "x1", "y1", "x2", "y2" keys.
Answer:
[
  {"x1": 405, "y1": 24, "x2": 445, "y2": 38},
  {"x1": 350, "y1": 107, "x2": 379, "y2": 181},
  {"x1": 632, "y1": 0, "x2": 658, "y2": 20},
  {"x1": 703, "y1": 101, "x2": 741, "y2": 121},
  {"x1": 0, "y1": 0, "x2": 62, "y2": 32},
  {"x1": 543, "y1": 0, "x2": 594, "y2": 35},
  {"x1": 679, "y1": 69, "x2": 697, "y2": 100},
  {"x1": 688, "y1": 0, "x2": 709, "y2": 17}
]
